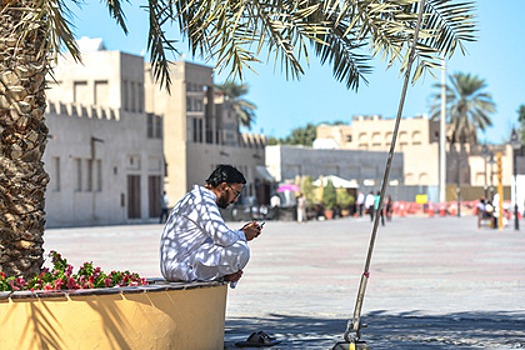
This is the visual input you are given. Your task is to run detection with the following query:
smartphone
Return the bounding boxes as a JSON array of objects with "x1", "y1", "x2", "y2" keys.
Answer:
[{"x1": 258, "y1": 222, "x2": 265, "y2": 229}]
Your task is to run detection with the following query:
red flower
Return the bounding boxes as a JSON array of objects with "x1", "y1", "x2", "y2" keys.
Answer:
[
  {"x1": 66, "y1": 277, "x2": 78, "y2": 290},
  {"x1": 9, "y1": 280, "x2": 20, "y2": 291},
  {"x1": 54, "y1": 278, "x2": 65, "y2": 290}
]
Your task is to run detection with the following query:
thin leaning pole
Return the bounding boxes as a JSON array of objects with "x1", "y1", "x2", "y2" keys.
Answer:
[{"x1": 345, "y1": 0, "x2": 427, "y2": 342}]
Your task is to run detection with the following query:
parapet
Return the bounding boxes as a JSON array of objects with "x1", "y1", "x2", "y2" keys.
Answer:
[
  {"x1": 240, "y1": 133, "x2": 266, "y2": 149},
  {"x1": 46, "y1": 101, "x2": 121, "y2": 121}
]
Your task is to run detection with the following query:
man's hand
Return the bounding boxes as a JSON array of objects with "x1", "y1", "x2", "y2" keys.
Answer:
[
  {"x1": 224, "y1": 270, "x2": 243, "y2": 283},
  {"x1": 242, "y1": 221, "x2": 262, "y2": 241}
]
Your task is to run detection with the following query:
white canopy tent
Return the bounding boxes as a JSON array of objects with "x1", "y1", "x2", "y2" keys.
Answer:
[{"x1": 313, "y1": 175, "x2": 358, "y2": 189}]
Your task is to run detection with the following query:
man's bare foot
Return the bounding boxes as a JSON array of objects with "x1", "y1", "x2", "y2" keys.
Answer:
[{"x1": 224, "y1": 270, "x2": 243, "y2": 283}]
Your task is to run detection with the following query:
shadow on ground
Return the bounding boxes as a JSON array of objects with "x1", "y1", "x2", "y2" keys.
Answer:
[{"x1": 225, "y1": 311, "x2": 525, "y2": 349}]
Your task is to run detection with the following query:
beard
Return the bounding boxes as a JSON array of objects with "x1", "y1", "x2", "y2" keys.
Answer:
[{"x1": 217, "y1": 194, "x2": 230, "y2": 209}]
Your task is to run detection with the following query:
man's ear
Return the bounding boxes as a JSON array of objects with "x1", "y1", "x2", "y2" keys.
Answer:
[{"x1": 219, "y1": 182, "x2": 228, "y2": 192}]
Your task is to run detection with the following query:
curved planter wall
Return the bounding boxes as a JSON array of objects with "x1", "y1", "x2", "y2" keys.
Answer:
[{"x1": 0, "y1": 280, "x2": 227, "y2": 350}]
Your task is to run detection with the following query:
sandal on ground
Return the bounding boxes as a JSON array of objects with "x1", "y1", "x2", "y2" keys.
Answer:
[{"x1": 235, "y1": 331, "x2": 281, "y2": 348}]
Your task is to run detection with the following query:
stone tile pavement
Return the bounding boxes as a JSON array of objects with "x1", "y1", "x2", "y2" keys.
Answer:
[{"x1": 44, "y1": 215, "x2": 525, "y2": 349}]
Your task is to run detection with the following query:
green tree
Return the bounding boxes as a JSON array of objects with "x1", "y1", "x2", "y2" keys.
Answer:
[
  {"x1": 322, "y1": 179, "x2": 337, "y2": 210},
  {"x1": 266, "y1": 136, "x2": 279, "y2": 146},
  {"x1": 215, "y1": 81, "x2": 257, "y2": 130},
  {"x1": 430, "y1": 72, "x2": 496, "y2": 145},
  {"x1": 282, "y1": 123, "x2": 318, "y2": 146},
  {"x1": 301, "y1": 176, "x2": 316, "y2": 207},
  {"x1": 337, "y1": 190, "x2": 355, "y2": 209},
  {"x1": 517, "y1": 104, "x2": 525, "y2": 142},
  {"x1": 1, "y1": 0, "x2": 476, "y2": 279}
]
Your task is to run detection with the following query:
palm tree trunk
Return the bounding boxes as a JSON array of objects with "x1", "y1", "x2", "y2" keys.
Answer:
[{"x1": 0, "y1": 2, "x2": 49, "y2": 279}]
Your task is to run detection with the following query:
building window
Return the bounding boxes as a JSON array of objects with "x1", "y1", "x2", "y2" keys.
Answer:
[
  {"x1": 73, "y1": 81, "x2": 88, "y2": 104},
  {"x1": 346, "y1": 135, "x2": 352, "y2": 142},
  {"x1": 94, "y1": 80, "x2": 109, "y2": 107},
  {"x1": 74, "y1": 158, "x2": 82, "y2": 191},
  {"x1": 147, "y1": 114, "x2": 154, "y2": 138},
  {"x1": 96, "y1": 159, "x2": 102, "y2": 192},
  {"x1": 52, "y1": 157, "x2": 60, "y2": 192},
  {"x1": 138, "y1": 83, "x2": 144, "y2": 113},
  {"x1": 123, "y1": 80, "x2": 128, "y2": 111},
  {"x1": 193, "y1": 118, "x2": 198, "y2": 142},
  {"x1": 86, "y1": 159, "x2": 93, "y2": 192},
  {"x1": 130, "y1": 82, "x2": 136, "y2": 112},
  {"x1": 155, "y1": 115, "x2": 162, "y2": 138},
  {"x1": 412, "y1": 131, "x2": 422, "y2": 145},
  {"x1": 198, "y1": 119, "x2": 203, "y2": 143},
  {"x1": 147, "y1": 114, "x2": 162, "y2": 139}
]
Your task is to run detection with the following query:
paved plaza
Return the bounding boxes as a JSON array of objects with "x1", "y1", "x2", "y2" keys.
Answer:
[{"x1": 43, "y1": 215, "x2": 525, "y2": 349}]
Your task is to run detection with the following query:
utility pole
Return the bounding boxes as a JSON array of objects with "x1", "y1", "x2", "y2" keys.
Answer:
[{"x1": 439, "y1": 55, "x2": 447, "y2": 204}]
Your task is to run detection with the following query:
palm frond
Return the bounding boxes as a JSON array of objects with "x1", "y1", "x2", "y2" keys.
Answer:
[
  {"x1": 11, "y1": 0, "x2": 82, "y2": 64},
  {"x1": 103, "y1": 0, "x2": 131, "y2": 35},
  {"x1": 145, "y1": 0, "x2": 180, "y2": 93}
]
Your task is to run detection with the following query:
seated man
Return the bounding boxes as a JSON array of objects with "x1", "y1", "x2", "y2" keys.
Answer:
[
  {"x1": 160, "y1": 164, "x2": 261, "y2": 283},
  {"x1": 477, "y1": 197, "x2": 493, "y2": 228}
]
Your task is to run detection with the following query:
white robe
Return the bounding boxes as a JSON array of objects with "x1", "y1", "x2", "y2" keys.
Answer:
[{"x1": 160, "y1": 185, "x2": 250, "y2": 281}]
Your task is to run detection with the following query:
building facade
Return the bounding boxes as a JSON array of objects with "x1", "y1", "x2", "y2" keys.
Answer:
[
  {"x1": 265, "y1": 145, "x2": 404, "y2": 187},
  {"x1": 316, "y1": 114, "x2": 515, "y2": 189},
  {"x1": 44, "y1": 50, "x2": 164, "y2": 227},
  {"x1": 144, "y1": 60, "x2": 269, "y2": 206}
]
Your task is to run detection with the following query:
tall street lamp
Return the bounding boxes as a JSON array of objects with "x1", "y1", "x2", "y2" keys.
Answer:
[
  {"x1": 456, "y1": 155, "x2": 461, "y2": 217},
  {"x1": 482, "y1": 144, "x2": 489, "y2": 199},
  {"x1": 510, "y1": 128, "x2": 521, "y2": 231}
]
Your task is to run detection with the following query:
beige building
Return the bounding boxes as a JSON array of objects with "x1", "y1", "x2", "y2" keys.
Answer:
[
  {"x1": 144, "y1": 61, "x2": 270, "y2": 206},
  {"x1": 44, "y1": 49, "x2": 164, "y2": 227},
  {"x1": 316, "y1": 114, "x2": 515, "y2": 190},
  {"x1": 44, "y1": 38, "x2": 270, "y2": 229}
]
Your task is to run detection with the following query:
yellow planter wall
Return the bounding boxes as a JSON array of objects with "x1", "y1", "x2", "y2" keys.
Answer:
[{"x1": 0, "y1": 284, "x2": 227, "y2": 350}]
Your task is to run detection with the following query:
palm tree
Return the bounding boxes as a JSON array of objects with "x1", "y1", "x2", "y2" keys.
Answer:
[
  {"x1": 430, "y1": 72, "x2": 496, "y2": 191},
  {"x1": 517, "y1": 104, "x2": 525, "y2": 142},
  {"x1": 430, "y1": 72, "x2": 496, "y2": 144},
  {"x1": 215, "y1": 81, "x2": 257, "y2": 130},
  {"x1": 1, "y1": 0, "x2": 477, "y2": 279}
]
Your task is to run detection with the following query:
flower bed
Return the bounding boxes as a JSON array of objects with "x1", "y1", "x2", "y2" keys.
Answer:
[
  {"x1": 1, "y1": 251, "x2": 148, "y2": 291},
  {"x1": 0, "y1": 252, "x2": 228, "y2": 349}
]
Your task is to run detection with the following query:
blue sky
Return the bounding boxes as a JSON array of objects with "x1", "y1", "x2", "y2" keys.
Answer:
[{"x1": 68, "y1": 1, "x2": 524, "y2": 144}]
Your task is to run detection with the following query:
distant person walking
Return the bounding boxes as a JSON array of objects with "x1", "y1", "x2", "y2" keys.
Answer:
[
  {"x1": 160, "y1": 191, "x2": 170, "y2": 223},
  {"x1": 384, "y1": 195, "x2": 394, "y2": 221},
  {"x1": 365, "y1": 191, "x2": 375, "y2": 222},
  {"x1": 374, "y1": 191, "x2": 385, "y2": 226},
  {"x1": 296, "y1": 193, "x2": 307, "y2": 223},
  {"x1": 356, "y1": 191, "x2": 365, "y2": 216}
]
